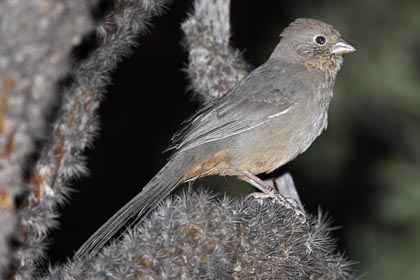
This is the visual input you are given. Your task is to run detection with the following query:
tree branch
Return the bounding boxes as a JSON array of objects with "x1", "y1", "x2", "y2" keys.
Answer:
[
  {"x1": 182, "y1": 0, "x2": 248, "y2": 102},
  {"x1": 13, "y1": 0, "x2": 171, "y2": 278},
  {"x1": 0, "y1": 0, "x2": 94, "y2": 278}
]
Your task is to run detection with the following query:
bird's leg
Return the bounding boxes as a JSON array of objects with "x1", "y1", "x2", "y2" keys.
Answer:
[
  {"x1": 241, "y1": 171, "x2": 307, "y2": 224},
  {"x1": 239, "y1": 171, "x2": 274, "y2": 193}
]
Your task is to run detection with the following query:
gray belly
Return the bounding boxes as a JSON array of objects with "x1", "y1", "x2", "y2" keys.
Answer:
[{"x1": 227, "y1": 105, "x2": 328, "y2": 174}]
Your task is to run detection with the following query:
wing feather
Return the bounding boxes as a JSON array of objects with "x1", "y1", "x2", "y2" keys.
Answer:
[{"x1": 168, "y1": 63, "x2": 305, "y2": 154}]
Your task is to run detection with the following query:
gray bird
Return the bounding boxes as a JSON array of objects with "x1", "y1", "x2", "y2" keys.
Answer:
[{"x1": 76, "y1": 18, "x2": 356, "y2": 258}]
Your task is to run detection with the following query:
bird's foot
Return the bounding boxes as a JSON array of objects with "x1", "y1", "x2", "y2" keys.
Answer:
[
  {"x1": 248, "y1": 191, "x2": 306, "y2": 224},
  {"x1": 242, "y1": 171, "x2": 307, "y2": 224}
]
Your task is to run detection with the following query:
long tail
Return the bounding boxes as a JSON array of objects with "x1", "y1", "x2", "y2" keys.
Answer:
[{"x1": 74, "y1": 155, "x2": 192, "y2": 259}]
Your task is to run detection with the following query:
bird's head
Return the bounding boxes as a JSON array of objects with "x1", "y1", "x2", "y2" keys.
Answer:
[{"x1": 272, "y1": 18, "x2": 356, "y2": 76}]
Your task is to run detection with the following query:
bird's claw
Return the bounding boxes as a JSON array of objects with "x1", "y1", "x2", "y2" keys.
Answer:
[{"x1": 247, "y1": 191, "x2": 307, "y2": 224}]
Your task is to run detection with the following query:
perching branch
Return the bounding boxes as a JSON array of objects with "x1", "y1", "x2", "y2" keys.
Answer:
[{"x1": 49, "y1": 190, "x2": 353, "y2": 279}]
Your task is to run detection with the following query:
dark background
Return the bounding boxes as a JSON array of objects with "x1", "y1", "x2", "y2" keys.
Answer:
[{"x1": 49, "y1": 1, "x2": 420, "y2": 279}]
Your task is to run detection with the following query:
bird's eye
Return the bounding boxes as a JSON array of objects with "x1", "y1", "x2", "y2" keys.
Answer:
[{"x1": 315, "y1": 35, "x2": 326, "y2": 45}]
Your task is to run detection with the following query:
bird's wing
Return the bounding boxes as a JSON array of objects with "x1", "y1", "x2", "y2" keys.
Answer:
[{"x1": 168, "y1": 64, "x2": 305, "y2": 154}]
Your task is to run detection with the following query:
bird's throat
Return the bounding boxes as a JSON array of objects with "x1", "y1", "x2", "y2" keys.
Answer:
[{"x1": 305, "y1": 55, "x2": 343, "y2": 77}]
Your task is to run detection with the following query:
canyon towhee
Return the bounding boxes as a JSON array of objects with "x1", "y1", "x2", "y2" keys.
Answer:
[{"x1": 76, "y1": 18, "x2": 356, "y2": 258}]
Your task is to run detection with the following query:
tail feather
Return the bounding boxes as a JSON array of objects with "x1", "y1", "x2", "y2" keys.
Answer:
[{"x1": 74, "y1": 156, "x2": 190, "y2": 259}]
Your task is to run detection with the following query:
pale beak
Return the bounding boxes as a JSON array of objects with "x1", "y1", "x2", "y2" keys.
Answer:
[{"x1": 331, "y1": 38, "x2": 356, "y2": 55}]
